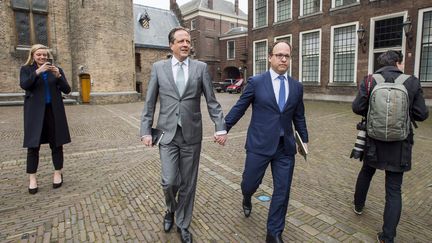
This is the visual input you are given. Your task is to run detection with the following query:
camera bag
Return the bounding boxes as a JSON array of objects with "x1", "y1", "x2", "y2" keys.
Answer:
[{"x1": 366, "y1": 74, "x2": 410, "y2": 141}]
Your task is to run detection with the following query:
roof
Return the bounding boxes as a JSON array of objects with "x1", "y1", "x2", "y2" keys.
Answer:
[
  {"x1": 180, "y1": 0, "x2": 247, "y2": 19},
  {"x1": 223, "y1": 26, "x2": 248, "y2": 36},
  {"x1": 133, "y1": 4, "x2": 180, "y2": 49}
]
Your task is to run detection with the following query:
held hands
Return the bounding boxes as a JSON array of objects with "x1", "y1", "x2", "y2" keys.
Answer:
[{"x1": 213, "y1": 134, "x2": 227, "y2": 146}]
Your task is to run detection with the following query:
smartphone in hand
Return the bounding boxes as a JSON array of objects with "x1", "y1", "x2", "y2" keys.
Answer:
[{"x1": 46, "y1": 58, "x2": 54, "y2": 65}]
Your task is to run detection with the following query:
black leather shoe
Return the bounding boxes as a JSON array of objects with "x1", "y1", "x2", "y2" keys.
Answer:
[
  {"x1": 163, "y1": 211, "x2": 174, "y2": 232},
  {"x1": 53, "y1": 174, "x2": 63, "y2": 189},
  {"x1": 28, "y1": 187, "x2": 38, "y2": 194},
  {"x1": 177, "y1": 227, "x2": 193, "y2": 243},
  {"x1": 266, "y1": 233, "x2": 284, "y2": 243},
  {"x1": 242, "y1": 196, "x2": 252, "y2": 217}
]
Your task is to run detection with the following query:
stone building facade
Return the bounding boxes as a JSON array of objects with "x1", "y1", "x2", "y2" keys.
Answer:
[
  {"x1": 1, "y1": 0, "x2": 139, "y2": 104},
  {"x1": 247, "y1": 0, "x2": 432, "y2": 102},
  {"x1": 133, "y1": 4, "x2": 179, "y2": 98}
]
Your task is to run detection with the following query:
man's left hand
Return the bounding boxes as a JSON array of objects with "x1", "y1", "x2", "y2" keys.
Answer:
[{"x1": 214, "y1": 134, "x2": 227, "y2": 146}]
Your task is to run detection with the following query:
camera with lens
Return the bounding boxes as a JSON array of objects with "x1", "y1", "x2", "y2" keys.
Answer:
[{"x1": 350, "y1": 118, "x2": 367, "y2": 161}]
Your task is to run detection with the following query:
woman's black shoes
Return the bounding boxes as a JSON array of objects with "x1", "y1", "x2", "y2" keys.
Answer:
[
  {"x1": 28, "y1": 187, "x2": 38, "y2": 194},
  {"x1": 53, "y1": 174, "x2": 63, "y2": 189}
]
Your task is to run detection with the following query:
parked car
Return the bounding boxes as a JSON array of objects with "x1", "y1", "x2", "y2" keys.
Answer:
[
  {"x1": 226, "y1": 79, "x2": 244, "y2": 93},
  {"x1": 213, "y1": 79, "x2": 236, "y2": 93}
]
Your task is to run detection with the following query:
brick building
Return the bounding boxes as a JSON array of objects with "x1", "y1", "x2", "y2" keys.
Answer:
[
  {"x1": 1, "y1": 0, "x2": 139, "y2": 104},
  {"x1": 175, "y1": 0, "x2": 248, "y2": 82},
  {"x1": 247, "y1": 0, "x2": 432, "y2": 102}
]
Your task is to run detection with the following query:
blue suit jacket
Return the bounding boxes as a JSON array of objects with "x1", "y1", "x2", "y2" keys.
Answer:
[{"x1": 225, "y1": 71, "x2": 308, "y2": 156}]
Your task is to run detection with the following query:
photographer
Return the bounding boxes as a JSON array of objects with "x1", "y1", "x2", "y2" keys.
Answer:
[
  {"x1": 20, "y1": 44, "x2": 71, "y2": 194},
  {"x1": 351, "y1": 50, "x2": 428, "y2": 243}
]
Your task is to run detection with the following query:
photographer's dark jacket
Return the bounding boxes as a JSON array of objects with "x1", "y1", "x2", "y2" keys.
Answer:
[
  {"x1": 352, "y1": 66, "x2": 429, "y2": 172},
  {"x1": 20, "y1": 63, "x2": 71, "y2": 148}
]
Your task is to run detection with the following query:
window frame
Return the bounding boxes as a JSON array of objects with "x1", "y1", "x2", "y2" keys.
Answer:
[
  {"x1": 415, "y1": 7, "x2": 432, "y2": 84},
  {"x1": 299, "y1": 29, "x2": 321, "y2": 83},
  {"x1": 253, "y1": 39, "x2": 268, "y2": 75},
  {"x1": 227, "y1": 40, "x2": 235, "y2": 60},
  {"x1": 331, "y1": 0, "x2": 359, "y2": 9},
  {"x1": 12, "y1": 0, "x2": 49, "y2": 48},
  {"x1": 329, "y1": 22, "x2": 359, "y2": 84},
  {"x1": 190, "y1": 19, "x2": 196, "y2": 30},
  {"x1": 367, "y1": 11, "x2": 407, "y2": 74},
  {"x1": 300, "y1": 0, "x2": 322, "y2": 17},
  {"x1": 274, "y1": 0, "x2": 292, "y2": 23},
  {"x1": 253, "y1": 0, "x2": 268, "y2": 28}
]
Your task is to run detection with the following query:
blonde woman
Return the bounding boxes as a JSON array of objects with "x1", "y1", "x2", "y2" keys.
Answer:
[{"x1": 20, "y1": 44, "x2": 71, "y2": 194}]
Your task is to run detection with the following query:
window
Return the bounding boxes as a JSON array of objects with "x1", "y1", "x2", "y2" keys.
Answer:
[
  {"x1": 135, "y1": 53, "x2": 141, "y2": 72},
  {"x1": 255, "y1": 0, "x2": 267, "y2": 28},
  {"x1": 276, "y1": 0, "x2": 291, "y2": 22},
  {"x1": 254, "y1": 40, "x2": 267, "y2": 75},
  {"x1": 12, "y1": 0, "x2": 49, "y2": 47},
  {"x1": 419, "y1": 10, "x2": 432, "y2": 82},
  {"x1": 332, "y1": 25, "x2": 356, "y2": 83},
  {"x1": 191, "y1": 19, "x2": 196, "y2": 30},
  {"x1": 333, "y1": 0, "x2": 357, "y2": 8},
  {"x1": 227, "y1": 41, "x2": 235, "y2": 59},
  {"x1": 230, "y1": 23, "x2": 236, "y2": 29},
  {"x1": 301, "y1": 31, "x2": 320, "y2": 83},
  {"x1": 302, "y1": 0, "x2": 320, "y2": 16},
  {"x1": 374, "y1": 17, "x2": 404, "y2": 49},
  {"x1": 205, "y1": 37, "x2": 215, "y2": 57}
]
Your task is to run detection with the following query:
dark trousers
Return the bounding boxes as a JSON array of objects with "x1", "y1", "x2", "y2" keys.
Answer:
[
  {"x1": 26, "y1": 104, "x2": 64, "y2": 174},
  {"x1": 354, "y1": 163, "x2": 403, "y2": 242},
  {"x1": 241, "y1": 137, "x2": 295, "y2": 236}
]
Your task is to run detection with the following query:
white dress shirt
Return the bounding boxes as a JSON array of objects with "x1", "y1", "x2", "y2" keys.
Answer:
[
  {"x1": 172, "y1": 57, "x2": 189, "y2": 86},
  {"x1": 269, "y1": 68, "x2": 289, "y2": 105}
]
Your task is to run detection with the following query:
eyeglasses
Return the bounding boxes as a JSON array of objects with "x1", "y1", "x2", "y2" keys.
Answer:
[{"x1": 273, "y1": 53, "x2": 291, "y2": 60}]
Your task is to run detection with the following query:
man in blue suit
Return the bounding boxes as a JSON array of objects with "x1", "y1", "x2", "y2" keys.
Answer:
[{"x1": 225, "y1": 41, "x2": 308, "y2": 243}]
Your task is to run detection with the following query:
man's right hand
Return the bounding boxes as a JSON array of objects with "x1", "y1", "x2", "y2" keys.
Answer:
[{"x1": 141, "y1": 136, "x2": 153, "y2": 147}]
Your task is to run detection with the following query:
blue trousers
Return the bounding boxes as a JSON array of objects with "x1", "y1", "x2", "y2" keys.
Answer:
[
  {"x1": 241, "y1": 138, "x2": 295, "y2": 236},
  {"x1": 354, "y1": 163, "x2": 403, "y2": 243}
]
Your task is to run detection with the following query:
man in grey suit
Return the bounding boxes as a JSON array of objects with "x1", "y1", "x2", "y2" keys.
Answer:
[{"x1": 140, "y1": 27, "x2": 227, "y2": 243}]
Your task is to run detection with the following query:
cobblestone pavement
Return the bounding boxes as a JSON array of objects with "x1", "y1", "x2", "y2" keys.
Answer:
[{"x1": 1, "y1": 93, "x2": 431, "y2": 243}]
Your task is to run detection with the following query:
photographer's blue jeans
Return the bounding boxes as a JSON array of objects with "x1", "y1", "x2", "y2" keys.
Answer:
[{"x1": 354, "y1": 163, "x2": 403, "y2": 242}]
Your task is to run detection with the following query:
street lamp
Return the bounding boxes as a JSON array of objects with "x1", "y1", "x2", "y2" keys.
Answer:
[{"x1": 357, "y1": 25, "x2": 367, "y2": 52}]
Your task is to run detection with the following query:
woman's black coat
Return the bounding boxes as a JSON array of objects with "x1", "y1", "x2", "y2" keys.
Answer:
[{"x1": 20, "y1": 64, "x2": 71, "y2": 148}]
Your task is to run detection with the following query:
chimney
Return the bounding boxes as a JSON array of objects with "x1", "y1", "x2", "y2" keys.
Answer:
[
  {"x1": 170, "y1": 0, "x2": 176, "y2": 10},
  {"x1": 208, "y1": 0, "x2": 213, "y2": 10},
  {"x1": 235, "y1": 0, "x2": 239, "y2": 15}
]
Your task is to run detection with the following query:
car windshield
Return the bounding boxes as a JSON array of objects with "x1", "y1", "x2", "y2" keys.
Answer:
[{"x1": 234, "y1": 80, "x2": 243, "y2": 86}]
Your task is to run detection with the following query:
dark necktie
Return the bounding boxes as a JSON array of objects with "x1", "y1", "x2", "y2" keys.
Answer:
[{"x1": 278, "y1": 75, "x2": 285, "y2": 111}]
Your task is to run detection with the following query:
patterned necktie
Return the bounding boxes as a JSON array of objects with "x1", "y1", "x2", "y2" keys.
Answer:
[
  {"x1": 176, "y1": 62, "x2": 185, "y2": 96},
  {"x1": 278, "y1": 75, "x2": 285, "y2": 111}
]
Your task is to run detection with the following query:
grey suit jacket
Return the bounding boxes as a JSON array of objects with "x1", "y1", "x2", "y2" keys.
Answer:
[{"x1": 140, "y1": 58, "x2": 226, "y2": 144}]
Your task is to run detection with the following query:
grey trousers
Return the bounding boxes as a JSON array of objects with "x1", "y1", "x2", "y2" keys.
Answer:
[{"x1": 159, "y1": 126, "x2": 201, "y2": 229}]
